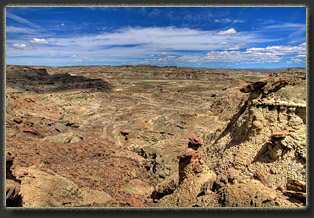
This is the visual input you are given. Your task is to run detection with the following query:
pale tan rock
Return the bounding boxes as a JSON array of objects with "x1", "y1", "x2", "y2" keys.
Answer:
[{"x1": 124, "y1": 179, "x2": 154, "y2": 196}]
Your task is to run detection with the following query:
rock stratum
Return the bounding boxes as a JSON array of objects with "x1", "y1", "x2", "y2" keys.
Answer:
[{"x1": 5, "y1": 65, "x2": 306, "y2": 208}]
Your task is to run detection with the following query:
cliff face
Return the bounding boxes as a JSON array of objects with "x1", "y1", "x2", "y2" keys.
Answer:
[
  {"x1": 202, "y1": 73, "x2": 306, "y2": 186},
  {"x1": 155, "y1": 71, "x2": 306, "y2": 207}
]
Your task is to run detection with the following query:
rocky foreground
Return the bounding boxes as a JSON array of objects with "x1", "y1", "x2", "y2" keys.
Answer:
[{"x1": 5, "y1": 65, "x2": 306, "y2": 208}]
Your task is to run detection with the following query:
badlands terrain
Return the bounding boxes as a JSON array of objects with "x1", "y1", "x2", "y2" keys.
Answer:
[{"x1": 5, "y1": 64, "x2": 307, "y2": 208}]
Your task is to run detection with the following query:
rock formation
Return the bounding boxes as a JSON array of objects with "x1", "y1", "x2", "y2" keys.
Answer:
[{"x1": 156, "y1": 135, "x2": 216, "y2": 207}]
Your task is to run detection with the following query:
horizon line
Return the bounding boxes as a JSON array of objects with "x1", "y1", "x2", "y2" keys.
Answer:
[{"x1": 6, "y1": 64, "x2": 306, "y2": 70}]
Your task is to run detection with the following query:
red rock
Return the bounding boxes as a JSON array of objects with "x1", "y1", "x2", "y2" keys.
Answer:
[
  {"x1": 22, "y1": 127, "x2": 40, "y2": 135},
  {"x1": 62, "y1": 199, "x2": 72, "y2": 205},
  {"x1": 126, "y1": 197, "x2": 144, "y2": 207},
  {"x1": 286, "y1": 179, "x2": 306, "y2": 192},
  {"x1": 188, "y1": 134, "x2": 202, "y2": 150},
  {"x1": 13, "y1": 117, "x2": 23, "y2": 124},
  {"x1": 270, "y1": 131, "x2": 289, "y2": 140},
  {"x1": 118, "y1": 164, "x2": 124, "y2": 168},
  {"x1": 177, "y1": 148, "x2": 196, "y2": 159},
  {"x1": 283, "y1": 190, "x2": 306, "y2": 200}
]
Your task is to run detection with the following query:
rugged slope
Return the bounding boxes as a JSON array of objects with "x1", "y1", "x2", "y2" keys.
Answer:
[{"x1": 154, "y1": 70, "x2": 307, "y2": 207}]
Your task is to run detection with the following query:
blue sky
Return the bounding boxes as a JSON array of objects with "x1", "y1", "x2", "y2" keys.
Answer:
[{"x1": 6, "y1": 7, "x2": 306, "y2": 68}]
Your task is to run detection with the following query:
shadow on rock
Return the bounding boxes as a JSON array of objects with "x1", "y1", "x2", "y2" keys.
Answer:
[{"x1": 6, "y1": 65, "x2": 114, "y2": 93}]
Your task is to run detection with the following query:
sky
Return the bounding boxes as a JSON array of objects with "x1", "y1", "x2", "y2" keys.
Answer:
[{"x1": 6, "y1": 7, "x2": 306, "y2": 69}]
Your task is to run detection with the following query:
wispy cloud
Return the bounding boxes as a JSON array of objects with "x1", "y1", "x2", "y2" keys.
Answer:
[
  {"x1": 6, "y1": 11, "x2": 40, "y2": 28},
  {"x1": 6, "y1": 26, "x2": 37, "y2": 33},
  {"x1": 40, "y1": 26, "x2": 258, "y2": 53},
  {"x1": 214, "y1": 18, "x2": 245, "y2": 24},
  {"x1": 264, "y1": 22, "x2": 305, "y2": 29}
]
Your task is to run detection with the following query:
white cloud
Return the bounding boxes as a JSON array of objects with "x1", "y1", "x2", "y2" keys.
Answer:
[
  {"x1": 12, "y1": 43, "x2": 33, "y2": 50},
  {"x1": 246, "y1": 43, "x2": 306, "y2": 56},
  {"x1": 217, "y1": 28, "x2": 237, "y2": 35},
  {"x1": 61, "y1": 23, "x2": 65, "y2": 26},
  {"x1": 45, "y1": 26, "x2": 255, "y2": 54},
  {"x1": 6, "y1": 25, "x2": 305, "y2": 67},
  {"x1": 204, "y1": 50, "x2": 281, "y2": 63},
  {"x1": 29, "y1": 38, "x2": 48, "y2": 44},
  {"x1": 145, "y1": 42, "x2": 306, "y2": 66}
]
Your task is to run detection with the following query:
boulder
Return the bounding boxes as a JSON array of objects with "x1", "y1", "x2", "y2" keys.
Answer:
[
  {"x1": 188, "y1": 134, "x2": 202, "y2": 150},
  {"x1": 217, "y1": 181, "x2": 279, "y2": 207},
  {"x1": 124, "y1": 179, "x2": 154, "y2": 196},
  {"x1": 151, "y1": 175, "x2": 178, "y2": 200},
  {"x1": 213, "y1": 173, "x2": 229, "y2": 191},
  {"x1": 14, "y1": 166, "x2": 112, "y2": 207},
  {"x1": 177, "y1": 148, "x2": 195, "y2": 159}
]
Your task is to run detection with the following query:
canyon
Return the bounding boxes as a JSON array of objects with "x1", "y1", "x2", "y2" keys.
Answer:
[{"x1": 5, "y1": 65, "x2": 307, "y2": 208}]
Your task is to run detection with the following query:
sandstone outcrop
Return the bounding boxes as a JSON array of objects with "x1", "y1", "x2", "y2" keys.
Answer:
[
  {"x1": 12, "y1": 166, "x2": 113, "y2": 207},
  {"x1": 156, "y1": 134, "x2": 216, "y2": 207}
]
